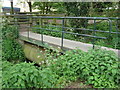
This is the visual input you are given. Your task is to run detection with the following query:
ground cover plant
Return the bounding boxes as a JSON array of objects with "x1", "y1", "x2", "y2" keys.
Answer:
[
  {"x1": 2, "y1": 61, "x2": 59, "y2": 88},
  {"x1": 45, "y1": 49, "x2": 120, "y2": 88},
  {"x1": 2, "y1": 48, "x2": 120, "y2": 88}
]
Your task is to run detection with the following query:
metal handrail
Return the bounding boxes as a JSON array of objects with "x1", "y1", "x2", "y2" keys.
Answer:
[
  {"x1": 5, "y1": 15, "x2": 119, "y2": 49},
  {"x1": 43, "y1": 24, "x2": 120, "y2": 34}
]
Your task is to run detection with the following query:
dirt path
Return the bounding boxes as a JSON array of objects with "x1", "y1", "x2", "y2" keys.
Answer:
[{"x1": 65, "y1": 80, "x2": 93, "y2": 88}]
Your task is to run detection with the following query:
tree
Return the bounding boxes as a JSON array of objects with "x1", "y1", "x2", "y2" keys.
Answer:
[
  {"x1": 64, "y1": 2, "x2": 90, "y2": 33},
  {"x1": 33, "y1": 2, "x2": 46, "y2": 14},
  {"x1": 16, "y1": 0, "x2": 33, "y2": 12},
  {"x1": 32, "y1": 2, "x2": 65, "y2": 14},
  {"x1": 92, "y1": 2, "x2": 112, "y2": 12}
]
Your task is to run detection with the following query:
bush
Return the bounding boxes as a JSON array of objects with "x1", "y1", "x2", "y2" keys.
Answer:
[
  {"x1": 2, "y1": 38, "x2": 25, "y2": 61},
  {"x1": 2, "y1": 49, "x2": 119, "y2": 88},
  {"x1": 2, "y1": 24, "x2": 25, "y2": 61},
  {"x1": 78, "y1": 49, "x2": 119, "y2": 88},
  {"x1": 2, "y1": 24, "x2": 19, "y2": 40},
  {"x1": 2, "y1": 61, "x2": 40, "y2": 88},
  {"x1": 45, "y1": 49, "x2": 120, "y2": 88},
  {"x1": 2, "y1": 61, "x2": 63, "y2": 88},
  {"x1": 88, "y1": 21, "x2": 120, "y2": 49}
]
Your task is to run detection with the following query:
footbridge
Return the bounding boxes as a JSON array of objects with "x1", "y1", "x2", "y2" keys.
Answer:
[
  {"x1": 18, "y1": 16, "x2": 120, "y2": 55},
  {"x1": 3, "y1": 15, "x2": 120, "y2": 56}
]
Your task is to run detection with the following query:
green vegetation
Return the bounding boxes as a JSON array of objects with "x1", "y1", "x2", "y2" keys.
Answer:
[
  {"x1": 2, "y1": 61, "x2": 59, "y2": 88},
  {"x1": 32, "y1": 20, "x2": 119, "y2": 49},
  {"x1": 31, "y1": 2, "x2": 119, "y2": 49},
  {"x1": 2, "y1": 49, "x2": 120, "y2": 88},
  {"x1": 2, "y1": 2, "x2": 120, "y2": 89},
  {"x1": 45, "y1": 49, "x2": 119, "y2": 88},
  {"x1": 2, "y1": 22, "x2": 25, "y2": 61},
  {"x1": 33, "y1": 2, "x2": 65, "y2": 14},
  {"x1": 88, "y1": 21, "x2": 120, "y2": 49},
  {"x1": 2, "y1": 18, "x2": 120, "y2": 88},
  {"x1": 32, "y1": 2, "x2": 119, "y2": 17}
]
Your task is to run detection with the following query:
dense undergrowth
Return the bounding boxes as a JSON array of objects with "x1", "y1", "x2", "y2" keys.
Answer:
[
  {"x1": 2, "y1": 20, "x2": 120, "y2": 88},
  {"x1": 32, "y1": 21, "x2": 120, "y2": 49},
  {"x1": 2, "y1": 49, "x2": 120, "y2": 88},
  {"x1": 2, "y1": 23, "x2": 25, "y2": 62}
]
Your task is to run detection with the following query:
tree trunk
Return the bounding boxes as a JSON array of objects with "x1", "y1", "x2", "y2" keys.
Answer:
[
  {"x1": 89, "y1": 2, "x2": 94, "y2": 16},
  {"x1": 27, "y1": 2, "x2": 32, "y2": 12},
  {"x1": 42, "y1": 2, "x2": 45, "y2": 14},
  {"x1": 46, "y1": 3, "x2": 49, "y2": 14},
  {"x1": 10, "y1": 1, "x2": 14, "y2": 14},
  {"x1": 118, "y1": 2, "x2": 120, "y2": 29}
]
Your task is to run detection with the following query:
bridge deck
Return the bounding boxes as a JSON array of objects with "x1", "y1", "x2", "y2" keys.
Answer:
[{"x1": 19, "y1": 31, "x2": 119, "y2": 55}]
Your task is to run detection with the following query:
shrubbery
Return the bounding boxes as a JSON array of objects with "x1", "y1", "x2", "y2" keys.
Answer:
[
  {"x1": 88, "y1": 21, "x2": 120, "y2": 49},
  {"x1": 2, "y1": 61, "x2": 64, "y2": 88},
  {"x1": 2, "y1": 49, "x2": 119, "y2": 88},
  {"x1": 2, "y1": 24, "x2": 19, "y2": 40},
  {"x1": 46, "y1": 49, "x2": 120, "y2": 88},
  {"x1": 2, "y1": 24, "x2": 25, "y2": 61}
]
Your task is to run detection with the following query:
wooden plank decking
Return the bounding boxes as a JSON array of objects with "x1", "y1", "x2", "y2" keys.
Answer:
[{"x1": 19, "y1": 31, "x2": 119, "y2": 56}]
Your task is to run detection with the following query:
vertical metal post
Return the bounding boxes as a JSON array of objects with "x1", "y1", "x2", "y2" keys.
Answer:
[
  {"x1": 108, "y1": 19, "x2": 112, "y2": 45},
  {"x1": 92, "y1": 19, "x2": 96, "y2": 49},
  {"x1": 28, "y1": 16, "x2": 30, "y2": 39},
  {"x1": 61, "y1": 19, "x2": 65, "y2": 49},
  {"x1": 17, "y1": 17, "x2": 19, "y2": 32},
  {"x1": 13, "y1": 16, "x2": 15, "y2": 25},
  {"x1": 84, "y1": 19, "x2": 88, "y2": 41},
  {"x1": 115, "y1": 20, "x2": 119, "y2": 49},
  {"x1": 13, "y1": 16, "x2": 15, "y2": 24},
  {"x1": 85, "y1": 19, "x2": 88, "y2": 29},
  {"x1": 108, "y1": 19, "x2": 112, "y2": 37},
  {"x1": 40, "y1": 18, "x2": 43, "y2": 44}
]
